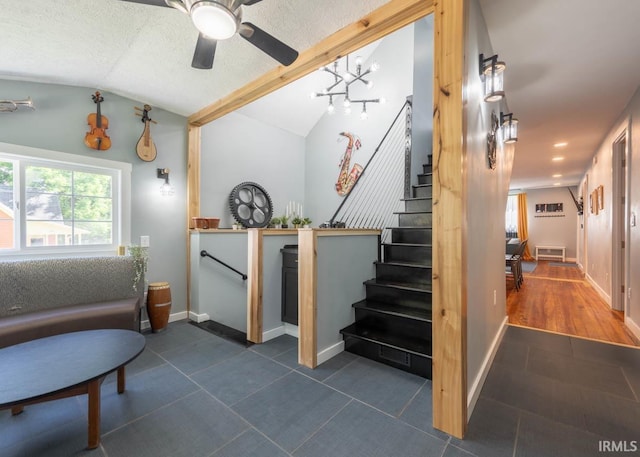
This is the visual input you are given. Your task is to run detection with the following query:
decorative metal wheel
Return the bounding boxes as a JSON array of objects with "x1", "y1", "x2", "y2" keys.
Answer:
[{"x1": 228, "y1": 182, "x2": 273, "y2": 228}]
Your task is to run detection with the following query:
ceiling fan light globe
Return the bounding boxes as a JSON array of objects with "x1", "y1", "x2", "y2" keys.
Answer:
[{"x1": 191, "y1": 1, "x2": 238, "y2": 40}]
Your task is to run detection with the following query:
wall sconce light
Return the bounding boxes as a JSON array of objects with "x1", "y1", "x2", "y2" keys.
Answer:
[
  {"x1": 500, "y1": 112, "x2": 518, "y2": 143},
  {"x1": 479, "y1": 53, "x2": 506, "y2": 102},
  {"x1": 157, "y1": 168, "x2": 175, "y2": 196}
]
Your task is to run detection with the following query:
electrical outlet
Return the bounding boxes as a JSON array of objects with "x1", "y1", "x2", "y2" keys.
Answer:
[{"x1": 140, "y1": 236, "x2": 150, "y2": 247}]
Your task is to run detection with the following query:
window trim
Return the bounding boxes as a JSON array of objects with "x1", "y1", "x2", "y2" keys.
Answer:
[{"x1": 0, "y1": 142, "x2": 131, "y2": 258}]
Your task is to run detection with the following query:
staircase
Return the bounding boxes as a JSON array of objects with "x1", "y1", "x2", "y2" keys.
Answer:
[{"x1": 340, "y1": 156, "x2": 433, "y2": 378}]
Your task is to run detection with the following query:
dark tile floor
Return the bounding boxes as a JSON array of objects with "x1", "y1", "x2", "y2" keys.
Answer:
[{"x1": 1, "y1": 322, "x2": 639, "y2": 456}]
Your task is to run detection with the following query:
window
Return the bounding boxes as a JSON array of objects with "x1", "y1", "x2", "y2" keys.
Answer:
[
  {"x1": 0, "y1": 143, "x2": 131, "y2": 256},
  {"x1": 505, "y1": 194, "x2": 518, "y2": 238}
]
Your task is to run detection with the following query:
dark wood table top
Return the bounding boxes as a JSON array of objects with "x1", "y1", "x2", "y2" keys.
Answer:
[{"x1": 0, "y1": 329, "x2": 145, "y2": 408}]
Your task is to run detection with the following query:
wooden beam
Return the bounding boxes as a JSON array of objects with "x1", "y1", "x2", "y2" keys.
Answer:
[
  {"x1": 432, "y1": 0, "x2": 467, "y2": 439},
  {"x1": 298, "y1": 229, "x2": 317, "y2": 368},
  {"x1": 187, "y1": 124, "x2": 201, "y2": 224},
  {"x1": 186, "y1": 124, "x2": 201, "y2": 315},
  {"x1": 188, "y1": 0, "x2": 433, "y2": 126},
  {"x1": 247, "y1": 228, "x2": 263, "y2": 343}
]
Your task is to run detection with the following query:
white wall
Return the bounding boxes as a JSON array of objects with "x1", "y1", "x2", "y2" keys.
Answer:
[
  {"x1": 464, "y1": 0, "x2": 515, "y2": 413},
  {"x1": 200, "y1": 111, "x2": 305, "y2": 227},
  {"x1": 525, "y1": 187, "x2": 579, "y2": 260},
  {"x1": 411, "y1": 16, "x2": 434, "y2": 184},
  {"x1": 190, "y1": 232, "x2": 248, "y2": 331},
  {"x1": 579, "y1": 85, "x2": 640, "y2": 336},
  {"x1": 304, "y1": 24, "x2": 415, "y2": 225},
  {"x1": 316, "y1": 235, "x2": 378, "y2": 357},
  {"x1": 0, "y1": 79, "x2": 189, "y2": 314}
]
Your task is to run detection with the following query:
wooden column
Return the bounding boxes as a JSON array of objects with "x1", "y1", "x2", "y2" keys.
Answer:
[
  {"x1": 186, "y1": 124, "x2": 201, "y2": 315},
  {"x1": 247, "y1": 229, "x2": 264, "y2": 343},
  {"x1": 432, "y1": 0, "x2": 467, "y2": 439},
  {"x1": 298, "y1": 229, "x2": 317, "y2": 368}
]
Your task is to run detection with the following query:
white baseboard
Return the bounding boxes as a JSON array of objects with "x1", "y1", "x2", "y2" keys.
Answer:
[
  {"x1": 141, "y1": 311, "x2": 189, "y2": 330},
  {"x1": 284, "y1": 323, "x2": 299, "y2": 338},
  {"x1": 262, "y1": 323, "x2": 299, "y2": 342},
  {"x1": 317, "y1": 341, "x2": 345, "y2": 365},
  {"x1": 262, "y1": 325, "x2": 286, "y2": 342},
  {"x1": 188, "y1": 311, "x2": 210, "y2": 323},
  {"x1": 467, "y1": 316, "x2": 508, "y2": 421},
  {"x1": 625, "y1": 316, "x2": 640, "y2": 341},
  {"x1": 585, "y1": 273, "x2": 612, "y2": 307}
]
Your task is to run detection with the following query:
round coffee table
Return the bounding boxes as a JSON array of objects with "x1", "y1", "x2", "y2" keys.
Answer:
[{"x1": 0, "y1": 329, "x2": 145, "y2": 449}]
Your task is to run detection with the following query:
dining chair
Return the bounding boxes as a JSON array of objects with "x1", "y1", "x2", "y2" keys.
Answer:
[{"x1": 506, "y1": 239, "x2": 527, "y2": 290}]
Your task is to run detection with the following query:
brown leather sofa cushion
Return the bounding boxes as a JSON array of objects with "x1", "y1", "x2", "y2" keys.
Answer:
[{"x1": 0, "y1": 298, "x2": 140, "y2": 349}]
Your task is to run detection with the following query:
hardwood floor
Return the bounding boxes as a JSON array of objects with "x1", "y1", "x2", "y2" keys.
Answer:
[{"x1": 506, "y1": 260, "x2": 640, "y2": 346}]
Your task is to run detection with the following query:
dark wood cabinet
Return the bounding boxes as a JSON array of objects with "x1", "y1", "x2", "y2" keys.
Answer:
[{"x1": 281, "y1": 245, "x2": 298, "y2": 325}]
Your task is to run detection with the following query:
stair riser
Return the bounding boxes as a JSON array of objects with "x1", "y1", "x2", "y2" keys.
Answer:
[
  {"x1": 404, "y1": 198, "x2": 432, "y2": 212},
  {"x1": 413, "y1": 185, "x2": 432, "y2": 198},
  {"x1": 391, "y1": 228, "x2": 432, "y2": 244},
  {"x1": 384, "y1": 244, "x2": 431, "y2": 265},
  {"x1": 365, "y1": 283, "x2": 431, "y2": 309},
  {"x1": 423, "y1": 163, "x2": 433, "y2": 174},
  {"x1": 418, "y1": 174, "x2": 432, "y2": 185},
  {"x1": 399, "y1": 212, "x2": 432, "y2": 227},
  {"x1": 343, "y1": 336, "x2": 432, "y2": 378},
  {"x1": 354, "y1": 310, "x2": 432, "y2": 341},
  {"x1": 375, "y1": 263, "x2": 432, "y2": 286}
]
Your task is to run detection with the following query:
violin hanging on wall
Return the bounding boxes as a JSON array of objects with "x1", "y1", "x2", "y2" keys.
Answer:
[
  {"x1": 134, "y1": 104, "x2": 157, "y2": 162},
  {"x1": 84, "y1": 91, "x2": 111, "y2": 151}
]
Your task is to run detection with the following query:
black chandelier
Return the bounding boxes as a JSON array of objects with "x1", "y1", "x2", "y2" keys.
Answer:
[{"x1": 310, "y1": 55, "x2": 385, "y2": 119}]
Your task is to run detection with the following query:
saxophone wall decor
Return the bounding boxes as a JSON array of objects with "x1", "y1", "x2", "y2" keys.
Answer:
[{"x1": 335, "y1": 131, "x2": 362, "y2": 196}]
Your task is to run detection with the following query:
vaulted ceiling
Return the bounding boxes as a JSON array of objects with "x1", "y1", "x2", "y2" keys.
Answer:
[{"x1": 1, "y1": 0, "x2": 639, "y2": 190}]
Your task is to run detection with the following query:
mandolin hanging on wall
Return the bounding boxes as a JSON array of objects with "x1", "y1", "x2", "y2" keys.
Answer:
[
  {"x1": 134, "y1": 104, "x2": 157, "y2": 162},
  {"x1": 84, "y1": 91, "x2": 111, "y2": 151}
]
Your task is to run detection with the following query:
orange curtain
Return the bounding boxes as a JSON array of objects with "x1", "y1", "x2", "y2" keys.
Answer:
[{"x1": 517, "y1": 193, "x2": 534, "y2": 261}]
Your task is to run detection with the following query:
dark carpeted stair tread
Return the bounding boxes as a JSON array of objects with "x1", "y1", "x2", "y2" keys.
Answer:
[
  {"x1": 374, "y1": 260, "x2": 432, "y2": 269},
  {"x1": 340, "y1": 322, "x2": 432, "y2": 357},
  {"x1": 364, "y1": 278, "x2": 431, "y2": 293},
  {"x1": 383, "y1": 242, "x2": 432, "y2": 248},
  {"x1": 352, "y1": 299, "x2": 432, "y2": 322},
  {"x1": 393, "y1": 210, "x2": 433, "y2": 215}
]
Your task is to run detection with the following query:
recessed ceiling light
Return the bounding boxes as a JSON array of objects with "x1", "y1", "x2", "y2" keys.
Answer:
[
  {"x1": 552, "y1": 174, "x2": 562, "y2": 178},
  {"x1": 554, "y1": 142, "x2": 568, "y2": 148},
  {"x1": 552, "y1": 157, "x2": 564, "y2": 162}
]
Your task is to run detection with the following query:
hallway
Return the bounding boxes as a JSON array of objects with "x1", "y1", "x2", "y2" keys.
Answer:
[{"x1": 507, "y1": 260, "x2": 639, "y2": 346}]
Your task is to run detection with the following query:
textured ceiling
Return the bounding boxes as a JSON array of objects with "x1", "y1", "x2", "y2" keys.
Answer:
[
  {"x1": 0, "y1": 0, "x2": 389, "y2": 117},
  {"x1": 479, "y1": 0, "x2": 640, "y2": 190}
]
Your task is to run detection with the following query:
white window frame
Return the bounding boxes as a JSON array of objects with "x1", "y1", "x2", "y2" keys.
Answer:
[{"x1": 0, "y1": 142, "x2": 131, "y2": 258}]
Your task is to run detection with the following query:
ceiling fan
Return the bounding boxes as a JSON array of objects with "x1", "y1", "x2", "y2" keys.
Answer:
[{"x1": 120, "y1": 0, "x2": 299, "y2": 69}]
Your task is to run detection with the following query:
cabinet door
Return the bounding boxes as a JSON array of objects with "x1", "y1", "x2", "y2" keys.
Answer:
[{"x1": 281, "y1": 267, "x2": 298, "y2": 325}]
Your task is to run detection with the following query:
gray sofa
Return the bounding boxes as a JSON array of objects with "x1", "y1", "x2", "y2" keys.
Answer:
[{"x1": 0, "y1": 256, "x2": 142, "y2": 348}]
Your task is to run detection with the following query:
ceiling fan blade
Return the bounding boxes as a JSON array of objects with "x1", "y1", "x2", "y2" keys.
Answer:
[
  {"x1": 239, "y1": 22, "x2": 298, "y2": 66},
  {"x1": 119, "y1": 0, "x2": 171, "y2": 7},
  {"x1": 192, "y1": 33, "x2": 217, "y2": 70}
]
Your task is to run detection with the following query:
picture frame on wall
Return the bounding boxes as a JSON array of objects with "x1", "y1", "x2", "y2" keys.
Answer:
[
  {"x1": 535, "y1": 202, "x2": 564, "y2": 213},
  {"x1": 598, "y1": 185, "x2": 604, "y2": 210}
]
